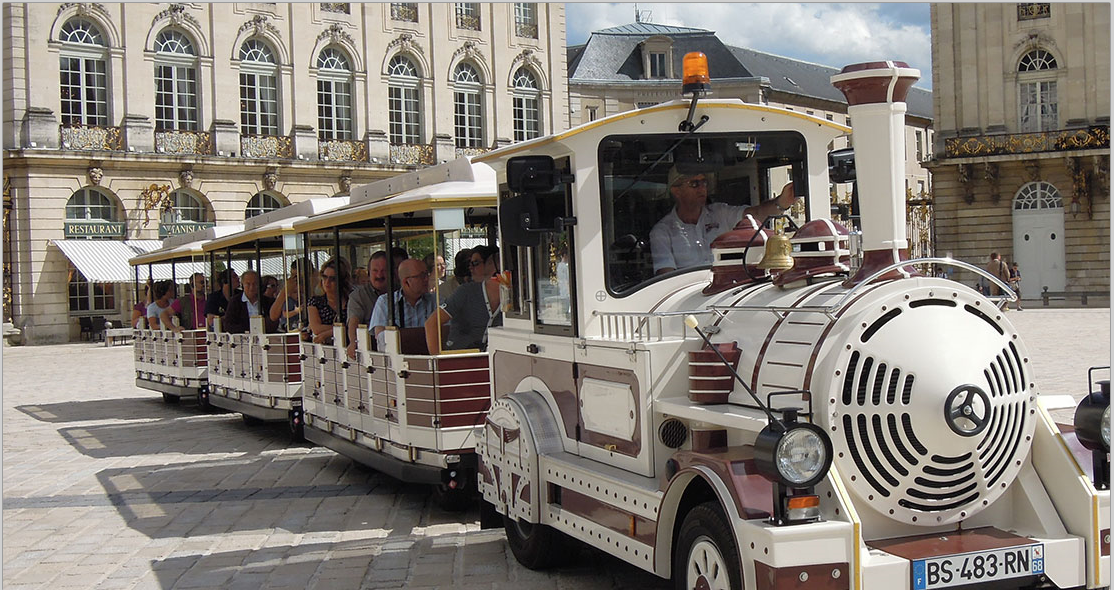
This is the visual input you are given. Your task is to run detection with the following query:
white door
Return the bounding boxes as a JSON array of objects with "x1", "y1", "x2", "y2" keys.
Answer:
[{"x1": 1012, "y1": 181, "x2": 1066, "y2": 295}]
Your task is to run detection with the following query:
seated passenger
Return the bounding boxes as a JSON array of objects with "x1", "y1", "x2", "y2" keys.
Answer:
[
  {"x1": 146, "y1": 280, "x2": 175, "y2": 330},
  {"x1": 370, "y1": 258, "x2": 436, "y2": 351},
  {"x1": 166, "y1": 273, "x2": 207, "y2": 333},
  {"x1": 649, "y1": 167, "x2": 798, "y2": 275},
  {"x1": 223, "y1": 270, "x2": 277, "y2": 334},
  {"x1": 306, "y1": 258, "x2": 350, "y2": 344},
  {"x1": 424, "y1": 245, "x2": 502, "y2": 354}
]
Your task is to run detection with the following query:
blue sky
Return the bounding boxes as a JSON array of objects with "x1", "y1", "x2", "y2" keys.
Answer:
[{"x1": 565, "y1": 3, "x2": 933, "y2": 89}]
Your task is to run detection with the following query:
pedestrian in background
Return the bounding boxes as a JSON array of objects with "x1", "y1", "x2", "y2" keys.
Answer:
[
  {"x1": 1008, "y1": 262, "x2": 1024, "y2": 311},
  {"x1": 985, "y1": 252, "x2": 1010, "y2": 297}
]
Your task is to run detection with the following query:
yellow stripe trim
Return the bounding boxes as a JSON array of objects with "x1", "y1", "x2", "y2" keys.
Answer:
[
  {"x1": 295, "y1": 195, "x2": 497, "y2": 234},
  {"x1": 473, "y1": 102, "x2": 852, "y2": 162}
]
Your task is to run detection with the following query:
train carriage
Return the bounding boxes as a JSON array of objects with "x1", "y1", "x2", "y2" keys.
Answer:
[
  {"x1": 289, "y1": 158, "x2": 499, "y2": 509},
  {"x1": 472, "y1": 57, "x2": 1110, "y2": 590},
  {"x1": 129, "y1": 224, "x2": 243, "y2": 404},
  {"x1": 198, "y1": 197, "x2": 350, "y2": 437}
]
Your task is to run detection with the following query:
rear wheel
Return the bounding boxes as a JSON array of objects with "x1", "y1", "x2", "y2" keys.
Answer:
[
  {"x1": 242, "y1": 414, "x2": 264, "y2": 426},
  {"x1": 673, "y1": 502, "x2": 741, "y2": 590},
  {"x1": 289, "y1": 408, "x2": 305, "y2": 442},
  {"x1": 161, "y1": 392, "x2": 180, "y2": 404},
  {"x1": 431, "y1": 483, "x2": 471, "y2": 512},
  {"x1": 504, "y1": 514, "x2": 571, "y2": 570}
]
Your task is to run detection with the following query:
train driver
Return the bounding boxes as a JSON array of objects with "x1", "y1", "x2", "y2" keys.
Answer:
[
  {"x1": 369, "y1": 258, "x2": 437, "y2": 351},
  {"x1": 649, "y1": 167, "x2": 798, "y2": 275}
]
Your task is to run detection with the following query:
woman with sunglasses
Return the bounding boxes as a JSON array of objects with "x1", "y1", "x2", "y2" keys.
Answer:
[
  {"x1": 649, "y1": 166, "x2": 797, "y2": 275},
  {"x1": 424, "y1": 245, "x2": 502, "y2": 354},
  {"x1": 306, "y1": 257, "x2": 351, "y2": 344}
]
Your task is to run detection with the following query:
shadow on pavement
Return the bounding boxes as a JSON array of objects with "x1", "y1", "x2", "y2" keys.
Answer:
[
  {"x1": 14, "y1": 396, "x2": 197, "y2": 424},
  {"x1": 56, "y1": 412, "x2": 302, "y2": 459}
]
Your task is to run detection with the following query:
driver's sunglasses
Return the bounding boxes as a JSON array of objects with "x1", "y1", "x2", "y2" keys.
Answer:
[
  {"x1": 321, "y1": 273, "x2": 338, "y2": 283},
  {"x1": 677, "y1": 178, "x2": 708, "y2": 189}
]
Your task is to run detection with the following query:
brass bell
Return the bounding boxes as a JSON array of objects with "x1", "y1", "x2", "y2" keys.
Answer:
[{"x1": 757, "y1": 231, "x2": 795, "y2": 271}]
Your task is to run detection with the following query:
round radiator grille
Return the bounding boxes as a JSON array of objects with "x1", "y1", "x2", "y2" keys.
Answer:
[{"x1": 826, "y1": 292, "x2": 1035, "y2": 526}]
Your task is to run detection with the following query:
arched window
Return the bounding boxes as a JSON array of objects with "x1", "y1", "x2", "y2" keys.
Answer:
[
  {"x1": 239, "y1": 39, "x2": 279, "y2": 136},
  {"x1": 317, "y1": 47, "x2": 353, "y2": 140},
  {"x1": 66, "y1": 187, "x2": 119, "y2": 222},
  {"x1": 154, "y1": 29, "x2": 199, "y2": 131},
  {"x1": 59, "y1": 18, "x2": 109, "y2": 126},
  {"x1": 160, "y1": 190, "x2": 208, "y2": 224},
  {"x1": 1013, "y1": 181, "x2": 1063, "y2": 210},
  {"x1": 1018, "y1": 49, "x2": 1058, "y2": 132},
  {"x1": 245, "y1": 191, "x2": 284, "y2": 219},
  {"x1": 387, "y1": 55, "x2": 421, "y2": 144},
  {"x1": 65, "y1": 187, "x2": 118, "y2": 313},
  {"x1": 511, "y1": 67, "x2": 540, "y2": 142},
  {"x1": 453, "y1": 63, "x2": 483, "y2": 148}
]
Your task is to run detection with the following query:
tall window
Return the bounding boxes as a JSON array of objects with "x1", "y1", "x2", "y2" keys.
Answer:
[
  {"x1": 161, "y1": 190, "x2": 208, "y2": 223},
  {"x1": 387, "y1": 55, "x2": 421, "y2": 144},
  {"x1": 649, "y1": 52, "x2": 666, "y2": 78},
  {"x1": 512, "y1": 68, "x2": 540, "y2": 142},
  {"x1": 455, "y1": 3, "x2": 480, "y2": 30},
  {"x1": 453, "y1": 63, "x2": 483, "y2": 148},
  {"x1": 245, "y1": 192, "x2": 284, "y2": 219},
  {"x1": 59, "y1": 18, "x2": 109, "y2": 126},
  {"x1": 514, "y1": 3, "x2": 538, "y2": 39},
  {"x1": 154, "y1": 30, "x2": 199, "y2": 131},
  {"x1": 915, "y1": 130, "x2": 923, "y2": 161},
  {"x1": 1018, "y1": 49, "x2": 1058, "y2": 133},
  {"x1": 66, "y1": 188, "x2": 118, "y2": 313},
  {"x1": 316, "y1": 48, "x2": 353, "y2": 140},
  {"x1": 239, "y1": 39, "x2": 280, "y2": 136}
]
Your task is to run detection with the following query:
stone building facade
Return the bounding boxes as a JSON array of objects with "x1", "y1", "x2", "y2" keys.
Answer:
[
  {"x1": 926, "y1": 3, "x2": 1109, "y2": 296},
  {"x1": 566, "y1": 23, "x2": 936, "y2": 215},
  {"x1": 2, "y1": 2, "x2": 568, "y2": 344}
]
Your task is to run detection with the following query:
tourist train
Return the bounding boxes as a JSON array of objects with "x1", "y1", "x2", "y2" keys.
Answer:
[{"x1": 131, "y1": 55, "x2": 1109, "y2": 590}]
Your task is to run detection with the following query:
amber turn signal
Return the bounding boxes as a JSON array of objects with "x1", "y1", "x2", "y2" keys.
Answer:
[{"x1": 682, "y1": 52, "x2": 711, "y2": 95}]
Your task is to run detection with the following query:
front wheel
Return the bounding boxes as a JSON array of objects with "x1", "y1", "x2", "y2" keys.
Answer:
[
  {"x1": 504, "y1": 514, "x2": 571, "y2": 570},
  {"x1": 673, "y1": 502, "x2": 741, "y2": 590}
]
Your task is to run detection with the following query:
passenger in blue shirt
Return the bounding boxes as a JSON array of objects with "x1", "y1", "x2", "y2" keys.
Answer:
[{"x1": 369, "y1": 258, "x2": 436, "y2": 350}]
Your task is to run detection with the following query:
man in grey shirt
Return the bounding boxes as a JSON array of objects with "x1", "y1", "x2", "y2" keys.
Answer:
[{"x1": 346, "y1": 250, "x2": 390, "y2": 358}]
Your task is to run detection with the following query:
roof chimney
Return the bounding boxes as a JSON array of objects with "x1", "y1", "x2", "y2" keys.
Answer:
[{"x1": 831, "y1": 61, "x2": 921, "y2": 285}]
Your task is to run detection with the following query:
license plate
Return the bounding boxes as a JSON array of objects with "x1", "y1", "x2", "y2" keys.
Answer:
[{"x1": 912, "y1": 543, "x2": 1043, "y2": 589}]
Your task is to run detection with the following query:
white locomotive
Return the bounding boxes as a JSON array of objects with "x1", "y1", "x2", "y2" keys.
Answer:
[{"x1": 474, "y1": 57, "x2": 1110, "y2": 590}]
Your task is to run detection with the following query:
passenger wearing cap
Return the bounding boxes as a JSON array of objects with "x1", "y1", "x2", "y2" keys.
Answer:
[{"x1": 649, "y1": 167, "x2": 798, "y2": 275}]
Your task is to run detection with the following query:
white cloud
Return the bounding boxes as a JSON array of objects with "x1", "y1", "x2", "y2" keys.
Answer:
[{"x1": 567, "y1": 3, "x2": 932, "y2": 88}]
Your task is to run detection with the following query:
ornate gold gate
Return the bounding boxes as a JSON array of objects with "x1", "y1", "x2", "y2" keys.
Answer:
[{"x1": 3, "y1": 175, "x2": 12, "y2": 321}]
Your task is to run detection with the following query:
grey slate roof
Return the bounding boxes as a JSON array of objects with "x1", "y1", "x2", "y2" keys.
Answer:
[{"x1": 568, "y1": 22, "x2": 932, "y2": 120}]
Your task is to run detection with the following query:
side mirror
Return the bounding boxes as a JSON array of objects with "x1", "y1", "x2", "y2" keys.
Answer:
[
  {"x1": 828, "y1": 147, "x2": 856, "y2": 183},
  {"x1": 507, "y1": 155, "x2": 573, "y2": 193},
  {"x1": 499, "y1": 194, "x2": 542, "y2": 248}
]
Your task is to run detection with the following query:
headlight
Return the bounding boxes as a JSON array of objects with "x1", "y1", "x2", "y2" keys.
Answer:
[
  {"x1": 1074, "y1": 392, "x2": 1110, "y2": 453},
  {"x1": 755, "y1": 418, "x2": 833, "y2": 488}
]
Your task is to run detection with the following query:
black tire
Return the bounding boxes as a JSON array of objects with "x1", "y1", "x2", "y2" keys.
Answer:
[
  {"x1": 673, "y1": 502, "x2": 741, "y2": 590},
  {"x1": 431, "y1": 483, "x2": 472, "y2": 512},
  {"x1": 289, "y1": 408, "x2": 305, "y2": 442},
  {"x1": 503, "y1": 514, "x2": 571, "y2": 570},
  {"x1": 479, "y1": 500, "x2": 503, "y2": 529},
  {"x1": 198, "y1": 390, "x2": 213, "y2": 412},
  {"x1": 241, "y1": 414, "x2": 265, "y2": 426},
  {"x1": 162, "y1": 392, "x2": 180, "y2": 404}
]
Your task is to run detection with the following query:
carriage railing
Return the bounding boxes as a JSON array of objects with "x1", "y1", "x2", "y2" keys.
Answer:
[
  {"x1": 134, "y1": 326, "x2": 207, "y2": 377},
  {"x1": 206, "y1": 318, "x2": 302, "y2": 400}
]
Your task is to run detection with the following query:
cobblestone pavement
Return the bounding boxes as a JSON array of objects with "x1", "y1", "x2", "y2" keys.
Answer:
[{"x1": 2, "y1": 308, "x2": 1109, "y2": 590}]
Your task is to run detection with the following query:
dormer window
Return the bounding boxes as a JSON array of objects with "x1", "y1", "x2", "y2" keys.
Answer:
[{"x1": 641, "y1": 36, "x2": 674, "y2": 80}]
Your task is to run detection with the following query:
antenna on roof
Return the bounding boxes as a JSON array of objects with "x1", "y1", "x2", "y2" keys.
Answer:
[{"x1": 634, "y1": 4, "x2": 651, "y2": 23}]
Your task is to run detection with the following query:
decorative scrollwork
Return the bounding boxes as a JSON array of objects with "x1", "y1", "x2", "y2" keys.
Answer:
[
  {"x1": 456, "y1": 14, "x2": 480, "y2": 31},
  {"x1": 152, "y1": 4, "x2": 200, "y2": 30},
  {"x1": 320, "y1": 3, "x2": 350, "y2": 14},
  {"x1": 452, "y1": 41, "x2": 486, "y2": 65},
  {"x1": 57, "y1": 3, "x2": 109, "y2": 19},
  {"x1": 238, "y1": 14, "x2": 281, "y2": 39},
  {"x1": 944, "y1": 126, "x2": 1109, "y2": 158},
  {"x1": 387, "y1": 32, "x2": 424, "y2": 57},
  {"x1": 957, "y1": 163, "x2": 974, "y2": 205},
  {"x1": 389, "y1": 143, "x2": 434, "y2": 166},
  {"x1": 390, "y1": 3, "x2": 418, "y2": 22},
  {"x1": 515, "y1": 23, "x2": 538, "y2": 39},
  {"x1": 140, "y1": 183, "x2": 173, "y2": 227},
  {"x1": 241, "y1": 135, "x2": 292, "y2": 159},
  {"x1": 316, "y1": 23, "x2": 355, "y2": 47},
  {"x1": 3, "y1": 175, "x2": 12, "y2": 321},
  {"x1": 60, "y1": 125, "x2": 123, "y2": 151},
  {"x1": 87, "y1": 167, "x2": 103, "y2": 186},
  {"x1": 983, "y1": 162, "x2": 1000, "y2": 204},
  {"x1": 319, "y1": 139, "x2": 368, "y2": 162},
  {"x1": 155, "y1": 131, "x2": 212, "y2": 155},
  {"x1": 1017, "y1": 3, "x2": 1051, "y2": 21},
  {"x1": 513, "y1": 48, "x2": 542, "y2": 70},
  {"x1": 454, "y1": 146, "x2": 490, "y2": 158}
]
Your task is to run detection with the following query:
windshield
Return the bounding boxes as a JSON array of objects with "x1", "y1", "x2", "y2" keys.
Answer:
[{"x1": 599, "y1": 131, "x2": 808, "y2": 295}]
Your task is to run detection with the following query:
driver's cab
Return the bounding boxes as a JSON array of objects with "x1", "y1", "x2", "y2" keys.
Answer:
[{"x1": 482, "y1": 100, "x2": 849, "y2": 341}]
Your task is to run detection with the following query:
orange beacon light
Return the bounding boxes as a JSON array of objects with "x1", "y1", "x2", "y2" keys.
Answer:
[{"x1": 682, "y1": 52, "x2": 711, "y2": 95}]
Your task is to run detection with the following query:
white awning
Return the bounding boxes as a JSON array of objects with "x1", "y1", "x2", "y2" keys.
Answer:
[{"x1": 53, "y1": 239, "x2": 203, "y2": 283}]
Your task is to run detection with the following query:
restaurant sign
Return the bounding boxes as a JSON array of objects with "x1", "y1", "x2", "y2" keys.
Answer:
[
  {"x1": 159, "y1": 222, "x2": 214, "y2": 238},
  {"x1": 64, "y1": 221, "x2": 126, "y2": 238}
]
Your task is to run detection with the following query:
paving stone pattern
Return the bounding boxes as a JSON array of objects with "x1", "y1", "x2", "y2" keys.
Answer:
[{"x1": 2, "y1": 308, "x2": 1109, "y2": 589}]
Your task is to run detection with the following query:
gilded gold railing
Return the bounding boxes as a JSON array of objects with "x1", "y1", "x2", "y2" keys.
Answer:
[
  {"x1": 944, "y1": 125, "x2": 1109, "y2": 158},
  {"x1": 391, "y1": 3, "x2": 418, "y2": 22},
  {"x1": 456, "y1": 13, "x2": 480, "y2": 30},
  {"x1": 241, "y1": 134, "x2": 293, "y2": 159},
  {"x1": 389, "y1": 143, "x2": 434, "y2": 166},
  {"x1": 155, "y1": 131, "x2": 212, "y2": 155},
  {"x1": 320, "y1": 2, "x2": 350, "y2": 14},
  {"x1": 1017, "y1": 3, "x2": 1050, "y2": 20},
  {"x1": 319, "y1": 139, "x2": 368, "y2": 162},
  {"x1": 454, "y1": 146, "x2": 490, "y2": 158},
  {"x1": 515, "y1": 22, "x2": 538, "y2": 39},
  {"x1": 60, "y1": 125, "x2": 123, "y2": 151}
]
